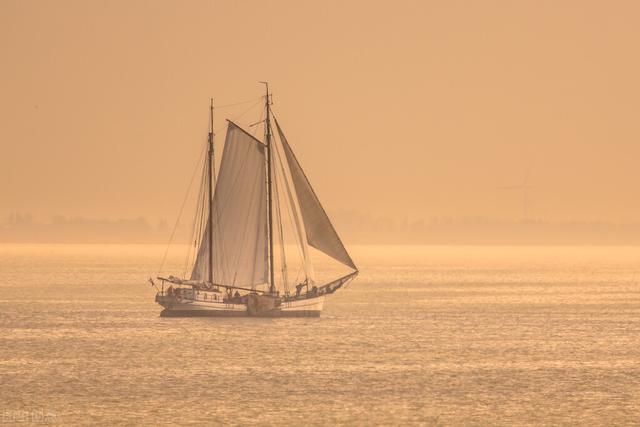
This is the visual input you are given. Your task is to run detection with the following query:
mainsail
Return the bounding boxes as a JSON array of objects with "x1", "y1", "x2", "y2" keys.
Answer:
[
  {"x1": 275, "y1": 118, "x2": 357, "y2": 270},
  {"x1": 191, "y1": 121, "x2": 269, "y2": 286}
]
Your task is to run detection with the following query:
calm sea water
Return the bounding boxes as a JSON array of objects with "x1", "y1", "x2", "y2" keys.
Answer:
[{"x1": 1, "y1": 244, "x2": 639, "y2": 426}]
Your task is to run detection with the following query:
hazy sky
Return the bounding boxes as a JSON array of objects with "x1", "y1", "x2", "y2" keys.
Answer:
[{"x1": 2, "y1": 0, "x2": 640, "y2": 224}]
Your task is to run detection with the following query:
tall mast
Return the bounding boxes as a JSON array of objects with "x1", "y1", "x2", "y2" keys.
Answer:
[
  {"x1": 208, "y1": 98, "x2": 214, "y2": 285},
  {"x1": 262, "y1": 82, "x2": 276, "y2": 295}
]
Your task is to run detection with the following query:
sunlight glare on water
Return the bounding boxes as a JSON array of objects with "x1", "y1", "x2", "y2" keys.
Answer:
[{"x1": 1, "y1": 244, "x2": 639, "y2": 425}]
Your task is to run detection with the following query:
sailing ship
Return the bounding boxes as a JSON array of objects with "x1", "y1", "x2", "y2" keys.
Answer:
[{"x1": 153, "y1": 84, "x2": 358, "y2": 317}]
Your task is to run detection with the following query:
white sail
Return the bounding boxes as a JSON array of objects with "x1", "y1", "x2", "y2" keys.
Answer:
[
  {"x1": 272, "y1": 136, "x2": 316, "y2": 284},
  {"x1": 275, "y1": 118, "x2": 357, "y2": 271},
  {"x1": 191, "y1": 121, "x2": 269, "y2": 286}
]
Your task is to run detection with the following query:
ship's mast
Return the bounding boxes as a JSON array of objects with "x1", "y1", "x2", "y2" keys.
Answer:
[
  {"x1": 262, "y1": 82, "x2": 276, "y2": 295},
  {"x1": 208, "y1": 99, "x2": 214, "y2": 286}
]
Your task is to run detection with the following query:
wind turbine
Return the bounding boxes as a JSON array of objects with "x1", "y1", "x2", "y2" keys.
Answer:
[{"x1": 500, "y1": 166, "x2": 532, "y2": 220}]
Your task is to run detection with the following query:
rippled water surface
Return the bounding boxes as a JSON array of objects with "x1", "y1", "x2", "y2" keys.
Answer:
[{"x1": 1, "y1": 244, "x2": 639, "y2": 425}]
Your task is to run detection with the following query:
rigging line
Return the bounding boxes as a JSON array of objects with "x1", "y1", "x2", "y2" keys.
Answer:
[
  {"x1": 207, "y1": 104, "x2": 217, "y2": 270},
  {"x1": 179, "y1": 149, "x2": 207, "y2": 278},
  {"x1": 183, "y1": 157, "x2": 208, "y2": 278},
  {"x1": 214, "y1": 97, "x2": 262, "y2": 109},
  {"x1": 269, "y1": 117, "x2": 308, "y2": 285},
  {"x1": 252, "y1": 175, "x2": 268, "y2": 289},
  {"x1": 273, "y1": 130, "x2": 307, "y2": 269},
  {"x1": 188, "y1": 146, "x2": 209, "y2": 277},
  {"x1": 185, "y1": 154, "x2": 206, "y2": 268},
  {"x1": 273, "y1": 170, "x2": 289, "y2": 294},
  {"x1": 273, "y1": 131, "x2": 308, "y2": 290},
  {"x1": 279, "y1": 130, "x2": 314, "y2": 283},
  {"x1": 157, "y1": 139, "x2": 208, "y2": 277},
  {"x1": 210, "y1": 132, "x2": 218, "y2": 204},
  {"x1": 213, "y1": 100, "x2": 263, "y2": 135},
  {"x1": 282, "y1": 181, "x2": 305, "y2": 286},
  {"x1": 184, "y1": 190, "x2": 201, "y2": 277},
  {"x1": 207, "y1": 101, "x2": 262, "y2": 143},
  {"x1": 251, "y1": 107, "x2": 265, "y2": 139},
  {"x1": 278, "y1": 160, "x2": 305, "y2": 285}
]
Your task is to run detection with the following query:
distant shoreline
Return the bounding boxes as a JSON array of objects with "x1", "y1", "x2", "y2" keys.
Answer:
[
  {"x1": 4, "y1": 213, "x2": 640, "y2": 246},
  {"x1": 3, "y1": 241, "x2": 640, "y2": 247}
]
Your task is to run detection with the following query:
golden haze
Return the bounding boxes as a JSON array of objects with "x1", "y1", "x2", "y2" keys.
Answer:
[{"x1": 2, "y1": 0, "x2": 640, "y2": 237}]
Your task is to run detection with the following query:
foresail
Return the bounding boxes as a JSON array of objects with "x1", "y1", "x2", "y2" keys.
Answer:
[
  {"x1": 191, "y1": 122, "x2": 269, "y2": 286},
  {"x1": 273, "y1": 139, "x2": 315, "y2": 283},
  {"x1": 275, "y1": 118, "x2": 357, "y2": 271}
]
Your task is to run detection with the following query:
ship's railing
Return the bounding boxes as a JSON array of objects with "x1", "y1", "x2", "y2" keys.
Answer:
[
  {"x1": 153, "y1": 280, "x2": 245, "y2": 305},
  {"x1": 152, "y1": 271, "x2": 358, "y2": 302}
]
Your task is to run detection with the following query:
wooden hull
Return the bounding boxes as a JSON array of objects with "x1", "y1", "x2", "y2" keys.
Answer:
[
  {"x1": 160, "y1": 309, "x2": 321, "y2": 318},
  {"x1": 156, "y1": 293, "x2": 324, "y2": 318}
]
